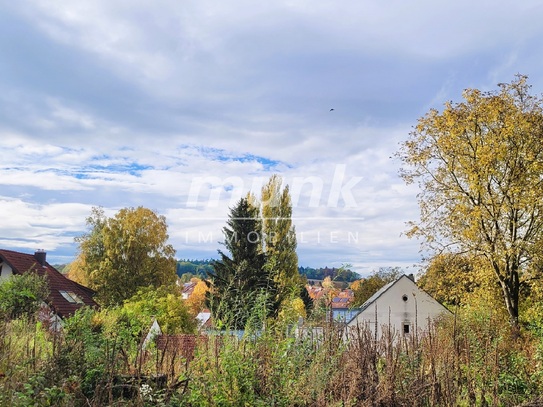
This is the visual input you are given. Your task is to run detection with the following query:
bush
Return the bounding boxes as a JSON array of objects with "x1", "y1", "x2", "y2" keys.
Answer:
[{"x1": 0, "y1": 272, "x2": 49, "y2": 320}]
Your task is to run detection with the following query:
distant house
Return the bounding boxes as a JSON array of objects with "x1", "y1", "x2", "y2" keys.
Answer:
[
  {"x1": 346, "y1": 274, "x2": 450, "y2": 339},
  {"x1": 196, "y1": 309, "x2": 212, "y2": 330},
  {"x1": 181, "y1": 281, "x2": 197, "y2": 300},
  {"x1": 0, "y1": 249, "x2": 99, "y2": 325}
]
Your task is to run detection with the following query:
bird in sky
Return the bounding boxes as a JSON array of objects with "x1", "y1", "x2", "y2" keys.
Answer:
[{"x1": 330, "y1": 108, "x2": 334, "y2": 111}]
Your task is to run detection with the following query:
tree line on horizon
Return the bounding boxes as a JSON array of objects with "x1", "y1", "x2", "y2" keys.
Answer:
[
  {"x1": 49, "y1": 75, "x2": 543, "y2": 336},
  {"x1": 177, "y1": 260, "x2": 360, "y2": 283},
  {"x1": 5, "y1": 75, "x2": 543, "y2": 404}
]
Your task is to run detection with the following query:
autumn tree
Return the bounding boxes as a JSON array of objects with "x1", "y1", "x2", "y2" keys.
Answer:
[
  {"x1": 66, "y1": 254, "x2": 90, "y2": 287},
  {"x1": 261, "y1": 175, "x2": 305, "y2": 312},
  {"x1": 185, "y1": 278, "x2": 209, "y2": 315},
  {"x1": 418, "y1": 253, "x2": 501, "y2": 309},
  {"x1": 74, "y1": 207, "x2": 177, "y2": 307},
  {"x1": 206, "y1": 196, "x2": 278, "y2": 329},
  {"x1": 398, "y1": 75, "x2": 543, "y2": 329}
]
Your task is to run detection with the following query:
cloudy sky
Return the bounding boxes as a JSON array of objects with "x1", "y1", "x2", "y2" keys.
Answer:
[{"x1": 1, "y1": 0, "x2": 543, "y2": 276}]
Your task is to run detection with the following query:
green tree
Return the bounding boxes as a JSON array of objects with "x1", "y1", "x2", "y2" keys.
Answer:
[
  {"x1": 261, "y1": 175, "x2": 304, "y2": 310},
  {"x1": 398, "y1": 75, "x2": 543, "y2": 329},
  {"x1": 206, "y1": 196, "x2": 277, "y2": 329},
  {"x1": 122, "y1": 286, "x2": 197, "y2": 334},
  {"x1": 0, "y1": 272, "x2": 49, "y2": 320},
  {"x1": 74, "y1": 206, "x2": 177, "y2": 307}
]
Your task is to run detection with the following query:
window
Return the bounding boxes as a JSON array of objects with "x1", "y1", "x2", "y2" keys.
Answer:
[
  {"x1": 59, "y1": 290, "x2": 85, "y2": 304},
  {"x1": 402, "y1": 294, "x2": 408, "y2": 302},
  {"x1": 403, "y1": 322, "x2": 410, "y2": 335}
]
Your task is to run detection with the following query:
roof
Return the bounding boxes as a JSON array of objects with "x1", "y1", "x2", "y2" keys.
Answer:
[
  {"x1": 182, "y1": 281, "x2": 197, "y2": 295},
  {"x1": 347, "y1": 275, "x2": 411, "y2": 324},
  {"x1": 358, "y1": 279, "x2": 398, "y2": 313},
  {"x1": 306, "y1": 286, "x2": 354, "y2": 308},
  {"x1": 0, "y1": 249, "x2": 99, "y2": 318}
]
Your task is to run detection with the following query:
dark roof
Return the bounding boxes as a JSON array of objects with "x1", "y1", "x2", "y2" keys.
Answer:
[{"x1": 0, "y1": 249, "x2": 99, "y2": 318}]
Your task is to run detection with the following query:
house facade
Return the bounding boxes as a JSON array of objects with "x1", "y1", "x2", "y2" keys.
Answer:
[
  {"x1": 346, "y1": 274, "x2": 450, "y2": 339},
  {"x1": 0, "y1": 249, "x2": 99, "y2": 322}
]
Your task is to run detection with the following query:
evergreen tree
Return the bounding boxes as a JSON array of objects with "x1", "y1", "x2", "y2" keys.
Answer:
[{"x1": 206, "y1": 196, "x2": 277, "y2": 329}]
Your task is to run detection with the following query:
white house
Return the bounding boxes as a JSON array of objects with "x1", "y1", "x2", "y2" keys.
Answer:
[{"x1": 346, "y1": 274, "x2": 450, "y2": 340}]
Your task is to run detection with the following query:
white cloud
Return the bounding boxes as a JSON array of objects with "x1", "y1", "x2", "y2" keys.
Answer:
[{"x1": 1, "y1": 0, "x2": 543, "y2": 271}]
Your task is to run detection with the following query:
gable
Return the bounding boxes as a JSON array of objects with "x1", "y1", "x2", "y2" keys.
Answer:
[{"x1": 348, "y1": 275, "x2": 450, "y2": 327}]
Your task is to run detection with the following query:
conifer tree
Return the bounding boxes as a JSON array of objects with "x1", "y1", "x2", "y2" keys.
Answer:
[{"x1": 206, "y1": 196, "x2": 277, "y2": 329}]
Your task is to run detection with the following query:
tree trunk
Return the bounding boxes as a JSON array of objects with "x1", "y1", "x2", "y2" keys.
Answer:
[{"x1": 499, "y1": 278, "x2": 520, "y2": 338}]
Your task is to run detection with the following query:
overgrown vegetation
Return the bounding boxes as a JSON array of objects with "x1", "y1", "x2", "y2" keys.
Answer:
[
  {"x1": 5, "y1": 76, "x2": 543, "y2": 405},
  {"x1": 0, "y1": 272, "x2": 49, "y2": 321},
  {"x1": 3, "y1": 300, "x2": 543, "y2": 406}
]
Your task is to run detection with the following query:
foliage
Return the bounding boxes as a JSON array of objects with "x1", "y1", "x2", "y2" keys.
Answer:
[
  {"x1": 418, "y1": 253, "x2": 503, "y2": 311},
  {"x1": 122, "y1": 285, "x2": 197, "y2": 334},
  {"x1": 74, "y1": 206, "x2": 177, "y2": 306},
  {"x1": 261, "y1": 175, "x2": 301, "y2": 305},
  {"x1": 187, "y1": 306, "x2": 345, "y2": 407},
  {"x1": 299, "y1": 266, "x2": 360, "y2": 282},
  {"x1": 185, "y1": 278, "x2": 209, "y2": 315},
  {"x1": 1, "y1": 297, "x2": 543, "y2": 405},
  {"x1": 65, "y1": 254, "x2": 90, "y2": 287},
  {"x1": 176, "y1": 259, "x2": 215, "y2": 279},
  {"x1": 180, "y1": 261, "x2": 361, "y2": 283},
  {"x1": 398, "y1": 75, "x2": 543, "y2": 328},
  {"x1": 351, "y1": 267, "x2": 401, "y2": 307},
  {"x1": 206, "y1": 196, "x2": 278, "y2": 329},
  {"x1": 0, "y1": 272, "x2": 49, "y2": 320}
]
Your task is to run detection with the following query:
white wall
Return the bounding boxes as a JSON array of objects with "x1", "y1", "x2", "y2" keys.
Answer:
[
  {"x1": 0, "y1": 262, "x2": 13, "y2": 282},
  {"x1": 347, "y1": 276, "x2": 449, "y2": 340}
]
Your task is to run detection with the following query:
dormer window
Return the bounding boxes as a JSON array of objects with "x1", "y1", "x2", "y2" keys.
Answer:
[{"x1": 59, "y1": 290, "x2": 85, "y2": 304}]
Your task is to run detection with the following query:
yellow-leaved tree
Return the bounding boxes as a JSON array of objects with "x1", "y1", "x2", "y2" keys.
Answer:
[
  {"x1": 417, "y1": 253, "x2": 502, "y2": 311},
  {"x1": 261, "y1": 175, "x2": 307, "y2": 313},
  {"x1": 73, "y1": 206, "x2": 177, "y2": 307},
  {"x1": 185, "y1": 278, "x2": 209, "y2": 315},
  {"x1": 398, "y1": 75, "x2": 543, "y2": 330}
]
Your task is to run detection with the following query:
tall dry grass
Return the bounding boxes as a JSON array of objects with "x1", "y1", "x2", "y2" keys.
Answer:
[{"x1": 0, "y1": 307, "x2": 542, "y2": 406}]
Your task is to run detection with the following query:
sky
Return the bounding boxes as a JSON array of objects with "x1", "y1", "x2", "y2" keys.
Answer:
[{"x1": 1, "y1": 0, "x2": 543, "y2": 276}]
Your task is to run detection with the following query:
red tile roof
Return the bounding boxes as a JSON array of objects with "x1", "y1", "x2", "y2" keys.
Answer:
[
  {"x1": 0, "y1": 249, "x2": 99, "y2": 318},
  {"x1": 306, "y1": 285, "x2": 354, "y2": 309}
]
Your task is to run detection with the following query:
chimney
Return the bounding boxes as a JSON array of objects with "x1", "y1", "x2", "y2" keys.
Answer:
[
  {"x1": 34, "y1": 250, "x2": 47, "y2": 266},
  {"x1": 407, "y1": 273, "x2": 415, "y2": 282}
]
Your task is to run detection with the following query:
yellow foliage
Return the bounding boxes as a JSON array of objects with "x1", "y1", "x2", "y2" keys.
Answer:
[
  {"x1": 349, "y1": 279, "x2": 363, "y2": 291},
  {"x1": 278, "y1": 296, "x2": 306, "y2": 324},
  {"x1": 185, "y1": 278, "x2": 209, "y2": 315},
  {"x1": 398, "y1": 75, "x2": 543, "y2": 327},
  {"x1": 66, "y1": 255, "x2": 90, "y2": 287}
]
